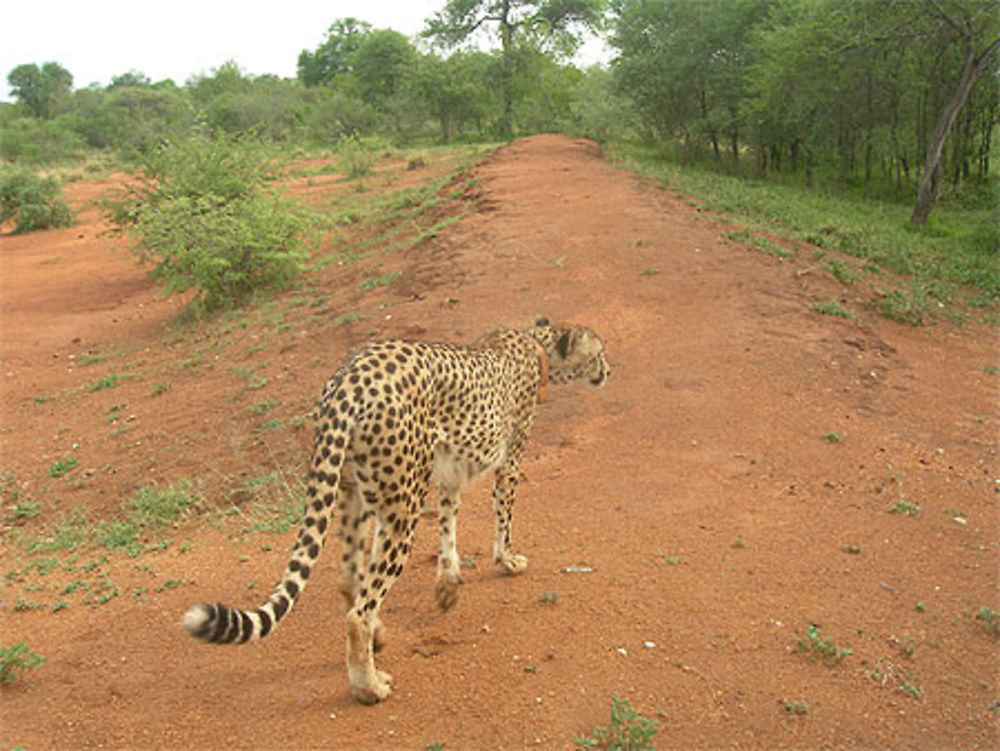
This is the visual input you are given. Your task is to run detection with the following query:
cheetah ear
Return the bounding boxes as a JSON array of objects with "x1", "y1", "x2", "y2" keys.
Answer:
[
  {"x1": 535, "y1": 316, "x2": 550, "y2": 327},
  {"x1": 555, "y1": 329, "x2": 574, "y2": 358}
]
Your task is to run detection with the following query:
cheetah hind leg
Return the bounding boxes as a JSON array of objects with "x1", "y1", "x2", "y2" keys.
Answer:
[
  {"x1": 337, "y1": 490, "x2": 389, "y2": 652},
  {"x1": 346, "y1": 610, "x2": 393, "y2": 704},
  {"x1": 344, "y1": 509, "x2": 417, "y2": 704},
  {"x1": 434, "y1": 485, "x2": 463, "y2": 611}
]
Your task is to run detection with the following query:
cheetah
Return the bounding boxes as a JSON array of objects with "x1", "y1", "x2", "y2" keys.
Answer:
[{"x1": 183, "y1": 317, "x2": 609, "y2": 704}]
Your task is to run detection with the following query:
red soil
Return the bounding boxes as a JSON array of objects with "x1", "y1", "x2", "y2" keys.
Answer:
[{"x1": 1, "y1": 134, "x2": 996, "y2": 749}]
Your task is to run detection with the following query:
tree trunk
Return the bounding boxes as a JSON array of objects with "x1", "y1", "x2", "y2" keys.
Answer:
[
  {"x1": 499, "y1": 0, "x2": 514, "y2": 138},
  {"x1": 911, "y1": 34, "x2": 1000, "y2": 225}
]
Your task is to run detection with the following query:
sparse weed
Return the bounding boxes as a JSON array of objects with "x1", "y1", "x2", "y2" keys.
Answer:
[
  {"x1": 48, "y1": 457, "x2": 78, "y2": 478},
  {"x1": 359, "y1": 272, "x2": 401, "y2": 290},
  {"x1": 975, "y1": 606, "x2": 1000, "y2": 640},
  {"x1": 86, "y1": 371, "x2": 133, "y2": 392},
  {"x1": 889, "y1": 501, "x2": 921, "y2": 516},
  {"x1": 575, "y1": 694, "x2": 659, "y2": 751},
  {"x1": 869, "y1": 657, "x2": 922, "y2": 699},
  {"x1": 725, "y1": 229, "x2": 795, "y2": 259},
  {"x1": 0, "y1": 642, "x2": 45, "y2": 683},
  {"x1": 824, "y1": 258, "x2": 858, "y2": 285},
  {"x1": 781, "y1": 699, "x2": 809, "y2": 715},
  {"x1": 811, "y1": 299, "x2": 853, "y2": 318},
  {"x1": 796, "y1": 623, "x2": 852, "y2": 664}
]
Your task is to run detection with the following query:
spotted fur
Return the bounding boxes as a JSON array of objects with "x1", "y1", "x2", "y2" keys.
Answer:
[{"x1": 183, "y1": 318, "x2": 609, "y2": 703}]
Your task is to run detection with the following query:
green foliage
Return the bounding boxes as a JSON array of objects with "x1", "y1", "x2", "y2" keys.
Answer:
[
  {"x1": 0, "y1": 642, "x2": 45, "y2": 683},
  {"x1": 104, "y1": 133, "x2": 319, "y2": 312},
  {"x1": 298, "y1": 18, "x2": 373, "y2": 87},
  {"x1": 426, "y1": 0, "x2": 605, "y2": 134},
  {"x1": 0, "y1": 114, "x2": 86, "y2": 163},
  {"x1": 7, "y1": 61, "x2": 73, "y2": 118},
  {"x1": 608, "y1": 0, "x2": 1000, "y2": 224},
  {"x1": 47, "y1": 457, "x2": 78, "y2": 478},
  {"x1": 610, "y1": 142, "x2": 999, "y2": 317},
  {"x1": 796, "y1": 623, "x2": 853, "y2": 664},
  {"x1": 126, "y1": 483, "x2": 198, "y2": 526},
  {"x1": 336, "y1": 133, "x2": 381, "y2": 177},
  {"x1": 354, "y1": 30, "x2": 418, "y2": 107},
  {"x1": 575, "y1": 695, "x2": 659, "y2": 750},
  {"x1": 811, "y1": 300, "x2": 853, "y2": 318},
  {"x1": 0, "y1": 167, "x2": 73, "y2": 232},
  {"x1": 975, "y1": 606, "x2": 1000, "y2": 640},
  {"x1": 889, "y1": 500, "x2": 921, "y2": 516}
]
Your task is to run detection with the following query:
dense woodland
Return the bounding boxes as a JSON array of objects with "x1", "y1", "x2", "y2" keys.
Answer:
[{"x1": 2, "y1": 0, "x2": 998, "y2": 224}]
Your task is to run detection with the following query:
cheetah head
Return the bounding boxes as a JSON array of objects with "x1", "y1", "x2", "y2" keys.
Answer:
[{"x1": 532, "y1": 318, "x2": 609, "y2": 388}]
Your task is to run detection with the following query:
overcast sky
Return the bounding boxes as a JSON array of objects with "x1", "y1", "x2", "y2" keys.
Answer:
[{"x1": 1, "y1": 0, "x2": 610, "y2": 101}]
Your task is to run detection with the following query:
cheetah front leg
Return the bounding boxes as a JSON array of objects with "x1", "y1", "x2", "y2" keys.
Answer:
[
  {"x1": 435, "y1": 483, "x2": 462, "y2": 611},
  {"x1": 492, "y1": 465, "x2": 528, "y2": 575}
]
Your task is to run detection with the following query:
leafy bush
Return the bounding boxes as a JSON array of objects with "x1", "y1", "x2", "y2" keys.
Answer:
[
  {"x1": 0, "y1": 116, "x2": 85, "y2": 164},
  {"x1": 336, "y1": 133, "x2": 383, "y2": 178},
  {"x1": 0, "y1": 167, "x2": 73, "y2": 233},
  {"x1": 104, "y1": 134, "x2": 319, "y2": 311}
]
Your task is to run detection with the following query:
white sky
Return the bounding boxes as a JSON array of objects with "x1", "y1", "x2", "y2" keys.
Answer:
[{"x1": 1, "y1": 1, "x2": 610, "y2": 102}]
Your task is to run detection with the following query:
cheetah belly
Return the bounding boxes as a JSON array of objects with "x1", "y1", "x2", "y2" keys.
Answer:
[{"x1": 431, "y1": 440, "x2": 506, "y2": 490}]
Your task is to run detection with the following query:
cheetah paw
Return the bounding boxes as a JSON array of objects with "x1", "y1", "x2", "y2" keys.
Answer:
[
  {"x1": 351, "y1": 670, "x2": 393, "y2": 705},
  {"x1": 435, "y1": 570, "x2": 463, "y2": 611},
  {"x1": 498, "y1": 553, "x2": 528, "y2": 575}
]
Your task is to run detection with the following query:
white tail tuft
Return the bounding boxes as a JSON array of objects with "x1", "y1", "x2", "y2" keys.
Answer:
[{"x1": 183, "y1": 604, "x2": 212, "y2": 637}]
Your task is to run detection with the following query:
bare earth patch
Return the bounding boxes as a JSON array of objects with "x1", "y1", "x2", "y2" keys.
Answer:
[{"x1": 1, "y1": 135, "x2": 996, "y2": 749}]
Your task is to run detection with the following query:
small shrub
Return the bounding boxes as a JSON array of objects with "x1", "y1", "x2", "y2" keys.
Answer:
[
  {"x1": 575, "y1": 695, "x2": 659, "y2": 750},
  {"x1": 103, "y1": 133, "x2": 319, "y2": 312},
  {"x1": 0, "y1": 167, "x2": 73, "y2": 233},
  {"x1": 0, "y1": 641, "x2": 45, "y2": 683},
  {"x1": 336, "y1": 133, "x2": 380, "y2": 178}
]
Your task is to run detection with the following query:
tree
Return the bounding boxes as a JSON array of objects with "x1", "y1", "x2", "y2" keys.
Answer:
[
  {"x1": 353, "y1": 30, "x2": 418, "y2": 108},
  {"x1": 425, "y1": 0, "x2": 605, "y2": 136},
  {"x1": 910, "y1": 0, "x2": 1000, "y2": 225},
  {"x1": 7, "y1": 62, "x2": 73, "y2": 119},
  {"x1": 410, "y1": 51, "x2": 500, "y2": 141},
  {"x1": 108, "y1": 70, "x2": 152, "y2": 89},
  {"x1": 297, "y1": 18, "x2": 372, "y2": 87}
]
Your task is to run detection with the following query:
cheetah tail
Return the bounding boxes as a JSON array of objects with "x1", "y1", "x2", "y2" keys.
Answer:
[{"x1": 183, "y1": 409, "x2": 352, "y2": 645}]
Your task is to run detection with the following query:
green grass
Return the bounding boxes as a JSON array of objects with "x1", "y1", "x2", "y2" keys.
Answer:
[
  {"x1": 796, "y1": 623, "x2": 853, "y2": 664},
  {"x1": 575, "y1": 695, "x2": 659, "y2": 750},
  {"x1": 86, "y1": 371, "x2": 134, "y2": 392},
  {"x1": 610, "y1": 142, "x2": 999, "y2": 319},
  {"x1": 889, "y1": 501, "x2": 922, "y2": 516},
  {"x1": 359, "y1": 272, "x2": 402, "y2": 291},
  {"x1": 48, "y1": 457, "x2": 78, "y2": 478},
  {"x1": 976, "y1": 606, "x2": 1000, "y2": 640},
  {"x1": 724, "y1": 229, "x2": 795, "y2": 258},
  {"x1": 811, "y1": 300, "x2": 853, "y2": 318},
  {"x1": 0, "y1": 642, "x2": 45, "y2": 683},
  {"x1": 15, "y1": 482, "x2": 198, "y2": 557}
]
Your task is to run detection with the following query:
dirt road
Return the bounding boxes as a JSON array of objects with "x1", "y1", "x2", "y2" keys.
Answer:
[{"x1": 1, "y1": 135, "x2": 996, "y2": 749}]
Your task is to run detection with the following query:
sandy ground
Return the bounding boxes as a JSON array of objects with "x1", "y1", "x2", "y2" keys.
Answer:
[{"x1": 1, "y1": 134, "x2": 997, "y2": 749}]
